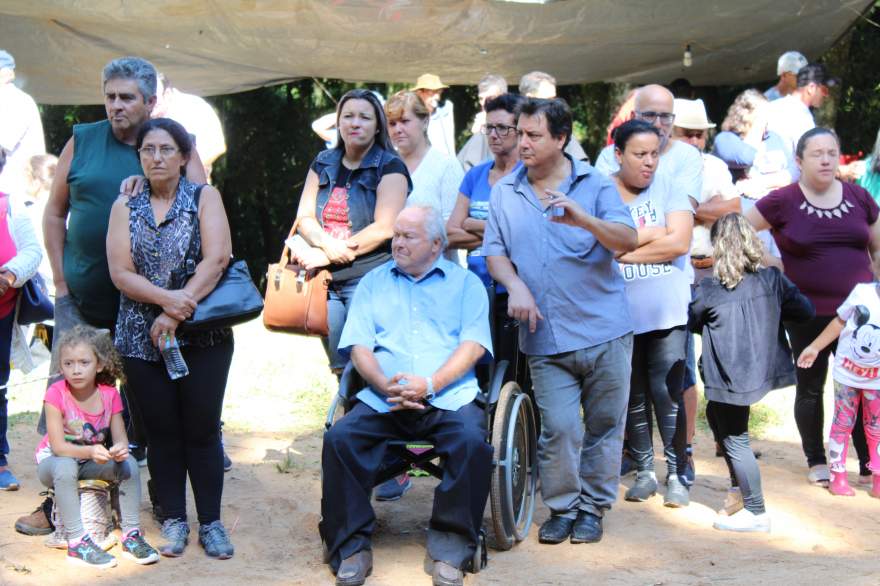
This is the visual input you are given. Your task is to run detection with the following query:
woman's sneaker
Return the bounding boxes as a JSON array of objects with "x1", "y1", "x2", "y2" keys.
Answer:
[
  {"x1": 199, "y1": 520, "x2": 234, "y2": 559},
  {"x1": 664, "y1": 475, "x2": 690, "y2": 508},
  {"x1": 159, "y1": 518, "x2": 190, "y2": 557},
  {"x1": 121, "y1": 529, "x2": 160, "y2": 565},
  {"x1": 67, "y1": 534, "x2": 118, "y2": 568},
  {"x1": 625, "y1": 471, "x2": 658, "y2": 501}
]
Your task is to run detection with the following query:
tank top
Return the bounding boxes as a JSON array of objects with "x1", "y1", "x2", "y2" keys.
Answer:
[{"x1": 65, "y1": 120, "x2": 142, "y2": 328}]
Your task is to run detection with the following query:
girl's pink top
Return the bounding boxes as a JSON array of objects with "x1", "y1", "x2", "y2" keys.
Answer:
[{"x1": 35, "y1": 380, "x2": 123, "y2": 463}]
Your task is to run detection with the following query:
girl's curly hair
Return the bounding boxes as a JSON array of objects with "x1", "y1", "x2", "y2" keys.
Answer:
[
  {"x1": 56, "y1": 325, "x2": 126, "y2": 386},
  {"x1": 710, "y1": 213, "x2": 765, "y2": 289}
]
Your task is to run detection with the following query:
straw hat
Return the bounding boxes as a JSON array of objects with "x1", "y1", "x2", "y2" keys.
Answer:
[
  {"x1": 413, "y1": 73, "x2": 448, "y2": 91},
  {"x1": 673, "y1": 98, "x2": 715, "y2": 130}
]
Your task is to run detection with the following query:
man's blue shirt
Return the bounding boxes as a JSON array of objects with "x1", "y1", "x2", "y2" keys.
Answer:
[{"x1": 339, "y1": 256, "x2": 493, "y2": 413}]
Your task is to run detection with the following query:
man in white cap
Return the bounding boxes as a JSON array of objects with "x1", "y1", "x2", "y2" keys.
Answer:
[
  {"x1": 766, "y1": 62, "x2": 839, "y2": 156},
  {"x1": 413, "y1": 73, "x2": 456, "y2": 157},
  {"x1": 764, "y1": 51, "x2": 808, "y2": 102},
  {"x1": 0, "y1": 49, "x2": 45, "y2": 197}
]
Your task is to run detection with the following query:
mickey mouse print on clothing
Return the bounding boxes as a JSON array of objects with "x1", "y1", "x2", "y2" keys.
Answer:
[{"x1": 834, "y1": 283, "x2": 880, "y2": 389}]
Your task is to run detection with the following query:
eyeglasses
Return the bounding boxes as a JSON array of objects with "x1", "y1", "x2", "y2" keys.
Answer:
[
  {"x1": 481, "y1": 124, "x2": 516, "y2": 137},
  {"x1": 138, "y1": 146, "x2": 179, "y2": 159},
  {"x1": 636, "y1": 111, "x2": 676, "y2": 126}
]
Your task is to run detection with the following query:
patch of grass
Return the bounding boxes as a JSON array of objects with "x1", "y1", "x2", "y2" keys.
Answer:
[
  {"x1": 696, "y1": 394, "x2": 781, "y2": 440},
  {"x1": 275, "y1": 448, "x2": 299, "y2": 474},
  {"x1": 7, "y1": 411, "x2": 38, "y2": 428}
]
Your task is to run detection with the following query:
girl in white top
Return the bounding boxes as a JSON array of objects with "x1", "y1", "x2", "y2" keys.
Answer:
[
  {"x1": 798, "y1": 264, "x2": 880, "y2": 498},
  {"x1": 385, "y1": 91, "x2": 464, "y2": 262}
]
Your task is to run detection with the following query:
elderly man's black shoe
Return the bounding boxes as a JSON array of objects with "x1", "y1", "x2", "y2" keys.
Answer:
[
  {"x1": 538, "y1": 515, "x2": 575, "y2": 544},
  {"x1": 570, "y1": 511, "x2": 603, "y2": 544},
  {"x1": 336, "y1": 550, "x2": 372, "y2": 586}
]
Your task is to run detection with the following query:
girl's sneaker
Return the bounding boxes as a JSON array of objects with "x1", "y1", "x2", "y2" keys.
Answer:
[
  {"x1": 828, "y1": 471, "x2": 855, "y2": 496},
  {"x1": 67, "y1": 534, "x2": 118, "y2": 568},
  {"x1": 198, "y1": 520, "x2": 234, "y2": 559},
  {"x1": 121, "y1": 529, "x2": 159, "y2": 565},
  {"x1": 712, "y1": 508, "x2": 771, "y2": 533},
  {"x1": 159, "y1": 518, "x2": 190, "y2": 557}
]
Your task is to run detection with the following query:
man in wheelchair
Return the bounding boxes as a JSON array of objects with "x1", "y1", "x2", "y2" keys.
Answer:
[{"x1": 320, "y1": 206, "x2": 494, "y2": 586}]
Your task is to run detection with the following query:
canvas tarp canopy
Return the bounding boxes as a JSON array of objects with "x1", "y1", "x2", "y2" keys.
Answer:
[{"x1": 1, "y1": 0, "x2": 872, "y2": 105}]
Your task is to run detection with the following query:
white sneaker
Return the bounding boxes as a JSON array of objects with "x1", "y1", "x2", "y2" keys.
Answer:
[{"x1": 712, "y1": 508, "x2": 770, "y2": 533}]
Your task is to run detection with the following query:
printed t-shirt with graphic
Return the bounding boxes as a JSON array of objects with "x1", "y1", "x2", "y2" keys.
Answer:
[
  {"x1": 35, "y1": 381, "x2": 123, "y2": 463},
  {"x1": 620, "y1": 171, "x2": 694, "y2": 335},
  {"x1": 458, "y1": 159, "x2": 522, "y2": 285},
  {"x1": 833, "y1": 283, "x2": 880, "y2": 390},
  {"x1": 310, "y1": 156, "x2": 408, "y2": 282}
]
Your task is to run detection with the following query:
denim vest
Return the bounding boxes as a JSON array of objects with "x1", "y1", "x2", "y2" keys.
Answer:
[{"x1": 313, "y1": 143, "x2": 408, "y2": 235}]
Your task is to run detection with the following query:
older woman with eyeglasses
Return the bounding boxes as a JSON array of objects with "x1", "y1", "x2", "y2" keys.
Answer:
[{"x1": 107, "y1": 117, "x2": 235, "y2": 559}]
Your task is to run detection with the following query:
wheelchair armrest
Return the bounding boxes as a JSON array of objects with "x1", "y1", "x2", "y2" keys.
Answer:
[
  {"x1": 338, "y1": 361, "x2": 366, "y2": 401},
  {"x1": 486, "y1": 359, "x2": 510, "y2": 407}
]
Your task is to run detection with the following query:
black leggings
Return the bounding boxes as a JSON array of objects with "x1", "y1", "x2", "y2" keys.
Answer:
[
  {"x1": 124, "y1": 341, "x2": 233, "y2": 524},
  {"x1": 786, "y1": 315, "x2": 869, "y2": 471},
  {"x1": 706, "y1": 401, "x2": 765, "y2": 514},
  {"x1": 626, "y1": 326, "x2": 687, "y2": 478}
]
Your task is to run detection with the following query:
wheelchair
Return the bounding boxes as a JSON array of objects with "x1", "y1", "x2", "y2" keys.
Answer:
[{"x1": 322, "y1": 289, "x2": 539, "y2": 572}]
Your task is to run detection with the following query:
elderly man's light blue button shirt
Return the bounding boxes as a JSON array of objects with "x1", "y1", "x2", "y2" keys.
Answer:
[
  {"x1": 482, "y1": 155, "x2": 635, "y2": 356},
  {"x1": 338, "y1": 256, "x2": 493, "y2": 413}
]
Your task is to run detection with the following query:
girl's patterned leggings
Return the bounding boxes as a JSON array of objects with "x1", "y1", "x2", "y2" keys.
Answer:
[{"x1": 829, "y1": 383, "x2": 880, "y2": 474}]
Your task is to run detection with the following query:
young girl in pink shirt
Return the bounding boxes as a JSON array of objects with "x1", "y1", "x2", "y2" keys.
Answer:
[{"x1": 36, "y1": 325, "x2": 158, "y2": 568}]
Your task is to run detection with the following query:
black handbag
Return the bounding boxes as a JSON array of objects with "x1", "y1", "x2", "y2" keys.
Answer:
[
  {"x1": 178, "y1": 259, "x2": 263, "y2": 332},
  {"x1": 176, "y1": 185, "x2": 263, "y2": 332},
  {"x1": 18, "y1": 272, "x2": 54, "y2": 325}
]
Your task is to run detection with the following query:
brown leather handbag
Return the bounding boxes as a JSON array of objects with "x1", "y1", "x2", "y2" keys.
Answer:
[{"x1": 263, "y1": 219, "x2": 332, "y2": 336}]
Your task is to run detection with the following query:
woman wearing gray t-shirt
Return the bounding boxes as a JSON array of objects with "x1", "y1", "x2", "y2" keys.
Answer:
[{"x1": 613, "y1": 120, "x2": 695, "y2": 507}]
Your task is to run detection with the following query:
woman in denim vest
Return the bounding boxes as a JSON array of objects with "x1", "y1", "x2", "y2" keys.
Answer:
[{"x1": 293, "y1": 90, "x2": 411, "y2": 376}]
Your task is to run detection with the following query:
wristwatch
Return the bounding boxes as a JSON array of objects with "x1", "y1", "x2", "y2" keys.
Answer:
[{"x1": 424, "y1": 376, "x2": 435, "y2": 401}]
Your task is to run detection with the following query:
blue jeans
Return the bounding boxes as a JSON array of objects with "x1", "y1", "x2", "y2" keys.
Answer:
[
  {"x1": 323, "y1": 277, "x2": 362, "y2": 372},
  {"x1": 0, "y1": 310, "x2": 16, "y2": 467},
  {"x1": 527, "y1": 333, "x2": 633, "y2": 519}
]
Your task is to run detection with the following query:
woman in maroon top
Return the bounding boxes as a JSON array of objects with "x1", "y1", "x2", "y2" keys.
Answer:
[{"x1": 746, "y1": 128, "x2": 880, "y2": 486}]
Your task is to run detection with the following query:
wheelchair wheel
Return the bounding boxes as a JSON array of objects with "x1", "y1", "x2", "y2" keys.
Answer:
[{"x1": 488, "y1": 381, "x2": 537, "y2": 550}]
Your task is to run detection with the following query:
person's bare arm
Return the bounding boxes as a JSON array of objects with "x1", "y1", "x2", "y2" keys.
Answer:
[
  {"x1": 695, "y1": 195, "x2": 742, "y2": 224},
  {"x1": 45, "y1": 403, "x2": 106, "y2": 461},
  {"x1": 487, "y1": 255, "x2": 543, "y2": 333},
  {"x1": 181, "y1": 185, "x2": 231, "y2": 303},
  {"x1": 446, "y1": 194, "x2": 483, "y2": 249},
  {"x1": 346, "y1": 173, "x2": 408, "y2": 254},
  {"x1": 350, "y1": 345, "x2": 395, "y2": 399},
  {"x1": 107, "y1": 412, "x2": 130, "y2": 462},
  {"x1": 797, "y1": 317, "x2": 845, "y2": 368},
  {"x1": 744, "y1": 205, "x2": 783, "y2": 268},
  {"x1": 387, "y1": 341, "x2": 486, "y2": 410},
  {"x1": 106, "y1": 198, "x2": 196, "y2": 320},
  {"x1": 617, "y1": 211, "x2": 693, "y2": 264},
  {"x1": 43, "y1": 138, "x2": 74, "y2": 297}
]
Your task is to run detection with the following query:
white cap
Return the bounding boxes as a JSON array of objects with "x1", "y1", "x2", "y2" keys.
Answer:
[{"x1": 777, "y1": 51, "x2": 808, "y2": 76}]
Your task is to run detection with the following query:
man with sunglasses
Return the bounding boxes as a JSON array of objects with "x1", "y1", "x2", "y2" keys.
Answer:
[
  {"x1": 595, "y1": 85, "x2": 703, "y2": 213},
  {"x1": 766, "y1": 63, "x2": 839, "y2": 157}
]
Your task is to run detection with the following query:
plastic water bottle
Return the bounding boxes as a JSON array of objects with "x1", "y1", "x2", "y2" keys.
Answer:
[{"x1": 160, "y1": 335, "x2": 189, "y2": 380}]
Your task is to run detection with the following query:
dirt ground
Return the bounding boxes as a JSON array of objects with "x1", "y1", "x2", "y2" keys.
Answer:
[{"x1": 1, "y1": 321, "x2": 880, "y2": 585}]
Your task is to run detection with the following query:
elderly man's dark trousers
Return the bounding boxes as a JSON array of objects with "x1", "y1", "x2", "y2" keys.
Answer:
[{"x1": 320, "y1": 401, "x2": 492, "y2": 573}]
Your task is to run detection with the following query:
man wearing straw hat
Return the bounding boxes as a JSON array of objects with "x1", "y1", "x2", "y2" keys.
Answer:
[{"x1": 413, "y1": 73, "x2": 456, "y2": 157}]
